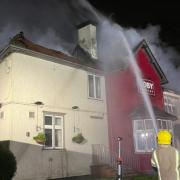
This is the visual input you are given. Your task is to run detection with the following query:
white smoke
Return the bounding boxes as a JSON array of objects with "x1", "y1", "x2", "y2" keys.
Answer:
[
  {"x1": 0, "y1": 0, "x2": 99, "y2": 53},
  {"x1": 127, "y1": 24, "x2": 180, "y2": 92},
  {"x1": 97, "y1": 17, "x2": 180, "y2": 92},
  {"x1": 0, "y1": 0, "x2": 179, "y2": 92},
  {"x1": 97, "y1": 20, "x2": 130, "y2": 68},
  {"x1": 35, "y1": 28, "x2": 71, "y2": 54}
]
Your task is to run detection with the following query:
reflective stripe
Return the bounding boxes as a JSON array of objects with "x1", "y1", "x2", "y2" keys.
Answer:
[
  {"x1": 154, "y1": 151, "x2": 161, "y2": 180},
  {"x1": 175, "y1": 151, "x2": 180, "y2": 180},
  {"x1": 151, "y1": 156, "x2": 156, "y2": 167},
  {"x1": 151, "y1": 158, "x2": 156, "y2": 167}
]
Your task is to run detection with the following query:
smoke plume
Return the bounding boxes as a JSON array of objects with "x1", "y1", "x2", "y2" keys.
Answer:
[
  {"x1": 0, "y1": 0, "x2": 179, "y2": 92},
  {"x1": 0, "y1": 0, "x2": 98, "y2": 52}
]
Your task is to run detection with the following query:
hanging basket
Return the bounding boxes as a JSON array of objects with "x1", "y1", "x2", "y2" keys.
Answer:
[
  {"x1": 33, "y1": 132, "x2": 46, "y2": 145},
  {"x1": 72, "y1": 133, "x2": 85, "y2": 144},
  {"x1": 35, "y1": 139, "x2": 45, "y2": 145}
]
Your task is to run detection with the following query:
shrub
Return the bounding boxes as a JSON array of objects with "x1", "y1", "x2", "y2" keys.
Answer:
[{"x1": 0, "y1": 145, "x2": 17, "y2": 180}]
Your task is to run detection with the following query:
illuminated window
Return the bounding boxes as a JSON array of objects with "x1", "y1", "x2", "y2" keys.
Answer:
[
  {"x1": 44, "y1": 114, "x2": 64, "y2": 149},
  {"x1": 133, "y1": 119, "x2": 173, "y2": 153},
  {"x1": 88, "y1": 74, "x2": 101, "y2": 99}
]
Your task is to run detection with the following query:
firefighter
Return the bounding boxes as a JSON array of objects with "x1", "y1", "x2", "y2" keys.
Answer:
[{"x1": 151, "y1": 130, "x2": 180, "y2": 180}]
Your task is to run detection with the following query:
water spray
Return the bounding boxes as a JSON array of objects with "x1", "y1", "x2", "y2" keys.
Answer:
[{"x1": 119, "y1": 29, "x2": 158, "y2": 134}]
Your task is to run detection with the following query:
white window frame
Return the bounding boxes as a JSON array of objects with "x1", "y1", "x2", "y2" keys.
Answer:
[
  {"x1": 164, "y1": 96, "x2": 178, "y2": 116},
  {"x1": 88, "y1": 74, "x2": 101, "y2": 100},
  {"x1": 44, "y1": 114, "x2": 64, "y2": 149},
  {"x1": 133, "y1": 119, "x2": 173, "y2": 153},
  {"x1": 157, "y1": 119, "x2": 173, "y2": 133}
]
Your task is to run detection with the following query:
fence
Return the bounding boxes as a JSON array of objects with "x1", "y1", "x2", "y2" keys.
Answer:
[{"x1": 92, "y1": 144, "x2": 141, "y2": 174}]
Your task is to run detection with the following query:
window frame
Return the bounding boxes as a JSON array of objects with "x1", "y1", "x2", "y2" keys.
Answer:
[
  {"x1": 44, "y1": 114, "x2": 64, "y2": 149},
  {"x1": 164, "y1": 96, "x2": 178, "y2": 116},
  {"x1": 133, "y1": 119, "x2": 173, "y2": 153},
  {"x1": 87, "y1": 74, "x2": 102, "y2": 100}
]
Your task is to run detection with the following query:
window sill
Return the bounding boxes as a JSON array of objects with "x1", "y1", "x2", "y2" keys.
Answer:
[{"x1": 88, "y1": 97, "x2": 103, "y2": 101}]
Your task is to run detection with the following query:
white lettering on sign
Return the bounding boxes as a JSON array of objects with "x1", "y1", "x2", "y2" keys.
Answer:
[
  {"x1": 138, "y1": 79, "x2": 155, "y2": 96},
  {"x1": 144, "y1": 81, "x2": 153, "y2": 89}
]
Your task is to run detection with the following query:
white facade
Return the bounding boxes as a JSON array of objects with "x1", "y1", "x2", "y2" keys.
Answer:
[{"x1": 0, "y1": 49, "x2": 109, "y2": 179}]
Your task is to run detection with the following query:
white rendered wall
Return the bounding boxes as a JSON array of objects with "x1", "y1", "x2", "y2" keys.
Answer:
[{"x1": 0, "y1": 52, "x2": 109, "y2": 154}]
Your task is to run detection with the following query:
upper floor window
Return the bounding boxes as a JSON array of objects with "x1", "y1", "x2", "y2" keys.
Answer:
[
  {"x1": 88, "y1": 74, "x2": 101, "y2": 99},
  {"x1": 164, "y1": 96, "x2": 178, "y2": 116},
  {"x1": 44, "y1": 114, "x2": 64, "y2": 149}
]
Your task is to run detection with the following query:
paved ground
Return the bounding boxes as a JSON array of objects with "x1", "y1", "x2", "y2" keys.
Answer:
[
  {"x1": 50, "y1": 175, "x2": 122, "y2": 180},
  {"x1": 50, "y1": 174, "x2": 158, "y2": 180}
]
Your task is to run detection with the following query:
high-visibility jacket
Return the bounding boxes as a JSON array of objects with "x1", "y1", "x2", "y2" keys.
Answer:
[{"x1": 151, "y1": 145, "x2": 180, "y2": 180}]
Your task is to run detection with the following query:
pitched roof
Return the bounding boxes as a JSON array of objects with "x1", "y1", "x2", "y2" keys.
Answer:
[
  {"x1": 0, "y1": 32, "x2": 104, "y2": 73},
  {"x1": 0, "y1": 33, "x2": 169, "y2": 77},
  {"x1": 134, "y1": 40, "x2": 168, "y2": 85}
]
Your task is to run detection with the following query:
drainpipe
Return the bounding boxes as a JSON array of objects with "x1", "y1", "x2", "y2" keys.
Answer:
[{"x1": 34, "y1": 101, "x2": 44, "y2": 131}]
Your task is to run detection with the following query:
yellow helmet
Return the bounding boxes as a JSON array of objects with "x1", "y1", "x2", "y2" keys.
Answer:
[{"x1": 157, "y1": 130, "x2": 172, "y2": 145}]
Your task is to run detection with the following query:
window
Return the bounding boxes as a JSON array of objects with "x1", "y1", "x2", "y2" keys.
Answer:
[
  {"x1": 133, "y1": 119, "x2": 173, "y2": 153},
  {"x1": 157, "y1": 119, "x2": 173, "y2": 132},
  {"x1": 88, "y1": 74, "x2": 101, "y2": 99},
  {"x1": 44, "y1": 114, "x2": 64, "y2": 149},
  {"x1": 164, "y1": 96, "x2": 178, "y2": 116}
]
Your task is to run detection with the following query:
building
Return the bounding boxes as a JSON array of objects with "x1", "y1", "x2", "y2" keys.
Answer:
[
  {"x1": 0, "y1": 24, "x2": 109, "y2": 179},
  {"x1": 105, "y1": 40, "x2": 177, "y2": 173},
  {"x1": 0, "y1": 22, "x2": 178, "y2": 179},
  {"x1": 163, "y1": 89, "x2": 180, "y2": 148}
]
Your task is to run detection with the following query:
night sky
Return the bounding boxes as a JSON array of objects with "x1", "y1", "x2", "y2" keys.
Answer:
[{"x1": 87, "y1": 0, "x2": 180, "y2": 55}]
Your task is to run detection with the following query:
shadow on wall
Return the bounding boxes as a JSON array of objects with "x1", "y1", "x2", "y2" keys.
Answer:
[{"x1": 0, "y1": 141, "x2": 92, "y2": 180}]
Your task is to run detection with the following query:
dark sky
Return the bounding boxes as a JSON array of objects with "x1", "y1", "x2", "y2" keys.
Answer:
[{"x1": 87, "y1": 0, "x2": 180, "y2": 53}]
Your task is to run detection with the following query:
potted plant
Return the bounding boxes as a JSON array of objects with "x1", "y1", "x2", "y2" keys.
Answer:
[
  {"x1": 33, "y1": 132, "x2": 46, "y2": 145},
  {"x1": 72, "y1": 133, "x2": 85, "y2": 144}
]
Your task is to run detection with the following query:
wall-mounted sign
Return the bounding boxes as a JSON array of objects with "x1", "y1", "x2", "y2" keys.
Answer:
[{"x1": 138, "y1": 79, "x2": 155, "y2": 96}]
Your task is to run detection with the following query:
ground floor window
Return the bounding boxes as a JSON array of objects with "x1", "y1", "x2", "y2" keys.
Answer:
[
  {"x1": 44, "y1": 113, "x2": 64, "y2": 149},
  {"x1": 133, "y1": 119, "x2": 173, "y2": 153}
]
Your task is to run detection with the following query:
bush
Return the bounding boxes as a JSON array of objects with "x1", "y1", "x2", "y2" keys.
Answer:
[{"x1": 0, "y1": 145, "x2": 17, "y2": 180}]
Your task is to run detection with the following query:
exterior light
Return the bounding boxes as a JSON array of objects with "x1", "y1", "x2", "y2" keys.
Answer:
[
  {"x1": 72, "y1": 106, "x2": 79, "y2": 110},
  {"x1": 34, "y1": 101, "x2": 44, "y2": 106}
]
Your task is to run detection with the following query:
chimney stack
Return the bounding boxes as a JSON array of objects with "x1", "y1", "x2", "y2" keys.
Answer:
[{"x1": 77, "y1": 22, "x2": 98, "y2": 59}]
